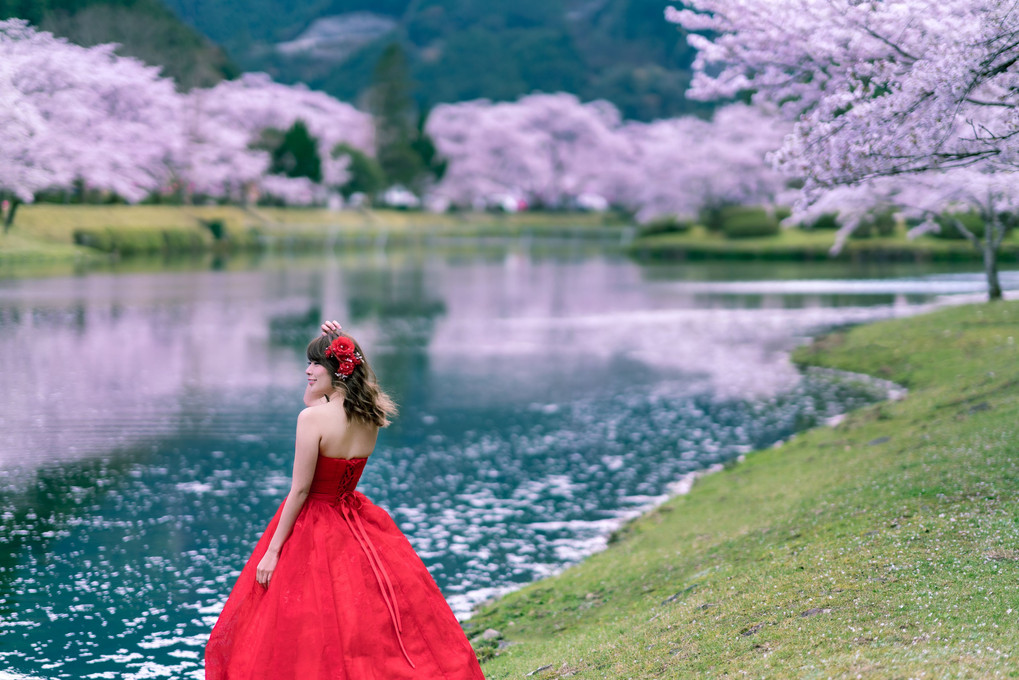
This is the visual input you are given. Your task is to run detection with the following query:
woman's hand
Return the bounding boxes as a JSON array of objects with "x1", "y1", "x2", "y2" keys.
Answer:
[
  {"x1": 256, "y1": 548, "x2": 279, "y2": 588},
  {"x1": 320, "y1": 320, "x2": 342, "y2": 337}
]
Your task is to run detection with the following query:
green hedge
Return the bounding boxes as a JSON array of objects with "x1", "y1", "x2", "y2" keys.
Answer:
[
  {"x1": 931, "y1": 212, "x2": 986, "y2": 240},
  {"x1": 850, "y1": 210, "x2": 896, "y2": 239},
  {"x1": 638, "y1": 214, "x2": 693, "y2": 237},
  {"x1": 718, "y1": 206, "x2": 780, "y2": 239},
  {"x1": 73, "y1": 227, "x2": 207, "y2": 255},
  {"x1": 698, "y1": 205, "x2": 725, "y2": 231},
  {"x1": 802, "y1": 212, "x2": 840, "y2": 230}
]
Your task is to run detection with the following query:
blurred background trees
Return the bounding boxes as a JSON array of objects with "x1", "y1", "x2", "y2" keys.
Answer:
[
  {"x1": 3, "y1": 0, "x2": 1017, "y2": 301},
  {"x1": 670, "y1": 0, "x2": 1019, "y2": 300}
]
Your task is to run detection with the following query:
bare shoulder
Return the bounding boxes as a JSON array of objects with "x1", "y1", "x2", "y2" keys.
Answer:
[
  {"x1": 297, "y1": 403, "x2": 329, "y2": 427},
  {"x1": 298, "y1": 401, "x2": 349, "y2": 431}
]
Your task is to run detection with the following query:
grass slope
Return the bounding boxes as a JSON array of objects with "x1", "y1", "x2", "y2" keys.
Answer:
[
  {"x1": 472, "y1": 302, "x2": 1019, "y2": 678},
  {"x1": 631, "y1": 224, "x2": 1019, "y2": 262},
  {"x1": 0, "y1": 205, "x2": 629, "y2": 268}
]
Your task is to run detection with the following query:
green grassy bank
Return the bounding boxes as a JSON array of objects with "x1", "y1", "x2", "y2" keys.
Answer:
[
  {"x1": 5, "y1": 205, "x2": 1016, "y2": 273},
  {"x1": 471, "y1": 302, "x2": 1019, "y2": 678},
  {"x1": 631, "y1": 224, "x2": 1019, "y2": 263},
  {"x1": 0, "y1": 205, "x2": 629, "y2": 269}
]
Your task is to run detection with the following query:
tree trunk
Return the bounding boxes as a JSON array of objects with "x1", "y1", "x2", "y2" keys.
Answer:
[
  {"x1": 3, "y1": 199, "x2": 19, "y2": 233},
  {"x1": 983, "y1": 217, "x2": 1003, "y2": 302}
]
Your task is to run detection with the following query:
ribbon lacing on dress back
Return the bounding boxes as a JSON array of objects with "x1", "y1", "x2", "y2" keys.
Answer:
[{"x1": 310, "y1": 461, "x2": 416, "y2": 669}]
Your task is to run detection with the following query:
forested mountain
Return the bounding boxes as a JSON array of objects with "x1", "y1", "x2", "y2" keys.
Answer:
[
  {"x1": 160, "y1": 0, "x2": 706, "y2": 121},
  {"x1": 0, "y1": 0, "x2": 236, "y2": 88},
  {"x1": 2, "y1": 0, "x2": 704, "y2": 119}
]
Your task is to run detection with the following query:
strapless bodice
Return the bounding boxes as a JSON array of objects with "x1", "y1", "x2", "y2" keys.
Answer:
[{"x1": 308, "y1": 455, "x2": 367, "y2": 500}]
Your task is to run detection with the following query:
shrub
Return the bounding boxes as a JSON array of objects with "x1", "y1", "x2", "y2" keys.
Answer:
[
  {"x1": 115, "y1": 229, "x2": 164, "y2": 256},
  {"x1": 802, "y1": 212, "x2": 840, "y2": 230},
  {"x1": 932, "y1": 211, "x2": 985, "y2": 240},
  {"x1": 202, "y1": 219, "x2": 226, "y2": 240},
  {"x1": 718, "y1": 206, "x2": 780, "y2": 239},
  {"x1": 333, "y1": 143, "x2": 386, "y2": 199},
  {"x1": 638, "y1": 214, "x2": 693, "y2": 237},
  {"x1": 162, "y1": 229, "x2": 206, "y2": 253},
  {"x1": 698, "y1": 205, "x2": 726, "y2": 231},
  {"x1": 850, "y1": 210, "x2": 896, "y2": 239},
  {"x1": 73, "y1": 227, "x2": 207, "y2": 254},
  {"x1": 73, "y1": 228, "x2": 115, "y2": 252}
]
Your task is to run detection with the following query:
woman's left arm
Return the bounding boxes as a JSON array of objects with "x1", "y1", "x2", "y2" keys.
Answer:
[{"x1": 256, "y1": 409, "x2": 320, "y2": 587}]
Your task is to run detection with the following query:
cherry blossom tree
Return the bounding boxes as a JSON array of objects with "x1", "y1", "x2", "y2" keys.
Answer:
[
  {"x1": 426, "y1": 93, "x2": 631, "y2": 209},
  {"x1": 427, "y1": 94, "x2": 786, "y2": 221},
  {"x1": 180, "y1": 73, "x2": 373, "y2": 204},
  {"x1": 0, "y1": 52, "x2": 47, "y2": 227},
  {"x1": 0, "y1": 21, "x2": 380, "y2": 216},
  {"x1": 668, "y1": 0, "x2": 1019, "y2": 300},
  {"x1": 0, "y1": 19, "x2": 179, "y2": 228},
  {"x1": 616, "y1": 103, "x2": 789, "y2": 222},
  {"x1": 794, "y1": 169, "x2": 1015, "y2": 299},
  {"x1": 169, "y1": 90, "x2": 268, "y2": 203}
]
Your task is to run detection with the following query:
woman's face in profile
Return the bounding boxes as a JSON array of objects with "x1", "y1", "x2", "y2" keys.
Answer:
[{"x1": 305, "y1": 360, "x2": 333, "y2": 400}]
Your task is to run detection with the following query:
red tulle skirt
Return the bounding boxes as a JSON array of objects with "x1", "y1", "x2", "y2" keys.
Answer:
[{"x1": 205, "y1": 492, "x2": 486, "y2": 679}]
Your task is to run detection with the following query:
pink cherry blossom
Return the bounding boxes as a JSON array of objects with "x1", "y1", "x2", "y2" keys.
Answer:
[
  {"x1": 669, "y1": 0, "x2": 1019, "y2": 299},
  {"x1": 0, "y1": 19, "x2": 179, "y2": 203}
]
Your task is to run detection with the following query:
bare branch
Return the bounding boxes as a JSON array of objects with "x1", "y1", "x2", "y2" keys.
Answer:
[
  {"x1": 951, "y1": 217, "x2": 982, "y2": 248},
  {"x1": 963, "y1": 97, "x2": 1014, "y2": 107}
]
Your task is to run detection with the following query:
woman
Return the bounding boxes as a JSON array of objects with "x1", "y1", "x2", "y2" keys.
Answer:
[{"x1": 205, "y1": 322, "x2": 486, "y2": 679}]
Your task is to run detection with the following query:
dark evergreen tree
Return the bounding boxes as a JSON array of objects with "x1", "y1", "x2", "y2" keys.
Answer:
[
  {"x1": 367, "y1": 43, "x2": 445, "y2": 193},
  {"x1": 369, "y1": 43, "x2": 420, "y2": 188},
  {"x1": 332, "y1": 143, "x2": 386, "y2": 199},
  {"x1": 270, "y1": 120, "x2": 322, "y2": 183}
]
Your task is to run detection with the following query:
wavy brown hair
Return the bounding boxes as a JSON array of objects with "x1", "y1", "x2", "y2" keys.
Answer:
[{"x1": 306, "y1": 333, "x2": 397, "y2": 427}]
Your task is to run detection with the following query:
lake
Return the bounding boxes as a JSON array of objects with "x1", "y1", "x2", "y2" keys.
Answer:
[{"x1": 0, "y1": 245, "x2": 1014, "y2": 679}]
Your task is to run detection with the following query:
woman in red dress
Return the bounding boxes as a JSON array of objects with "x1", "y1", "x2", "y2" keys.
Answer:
[{"x1": 205, "y1": 322, "x2": 486, "y2": 679}]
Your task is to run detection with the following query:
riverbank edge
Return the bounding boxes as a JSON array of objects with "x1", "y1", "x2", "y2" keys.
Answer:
[
  {"x1": 0, "y1": 205, "x2": 631, "y2": 270},
  {"x1": 2, "y1": 205, "x2": 1013, "y2": 272},
  {"x1": 470, "y1": 300, "x2": 1019, "y2": 678},
  {"x1": 630, "y1": 224, "x2": 1019, "y2": 263}
]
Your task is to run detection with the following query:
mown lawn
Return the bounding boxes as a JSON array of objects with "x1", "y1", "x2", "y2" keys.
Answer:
[
  {"x1": 631, "y1": 223, "x2": 1019, "y2": 262},
  {"x1": 0, "y1": 205, "x2": 629, "y2": 267},
  {"x1": 472, "y1": 301, "x2": 1019, "y2": 678},
  {"x1": 6, "y1": 205, "x2": 1016, "y2": 267},
  {"x1": 4, "y1": 204, "x2": 626, "y2": 242}
]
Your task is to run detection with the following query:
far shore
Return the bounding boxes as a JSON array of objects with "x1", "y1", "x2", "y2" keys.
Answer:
[
  {"x1": 1, "y1": 204, "x2": 1015, "y2": 275},
  {"x1": 0, "y1": 204, "x2": 631, "y2": 274}
]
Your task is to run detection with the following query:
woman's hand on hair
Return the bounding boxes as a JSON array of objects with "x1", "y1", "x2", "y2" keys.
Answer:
[{"x1": 320, "y1": 320, "x2": 342, "y2": 337}]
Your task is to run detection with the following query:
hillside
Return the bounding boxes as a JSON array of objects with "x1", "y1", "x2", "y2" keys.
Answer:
[
  {"x1": 0, "y1": 0, "x2": 237, "y2": 89},
  {"x1": 160, "y1": 0, "x2": 708, "y2": 121}
]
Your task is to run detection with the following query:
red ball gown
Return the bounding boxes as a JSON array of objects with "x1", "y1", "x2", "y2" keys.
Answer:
[{"x1": 205, "y1": 455, "x2": 486, "y2": 679}]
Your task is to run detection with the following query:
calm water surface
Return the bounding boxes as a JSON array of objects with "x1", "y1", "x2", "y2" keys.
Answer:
[{"x1": 1, "y1": 246, "x2": 1015, "y2": 679}]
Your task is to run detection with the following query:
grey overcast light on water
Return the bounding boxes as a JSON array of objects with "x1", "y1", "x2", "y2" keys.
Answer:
[{"x1": 0, "y1": 248, "x2": 1015, "y2": 679}]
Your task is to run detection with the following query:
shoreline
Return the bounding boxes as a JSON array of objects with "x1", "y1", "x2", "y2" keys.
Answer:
[
  {"x1": 630, "y1": 224, "x2": 1019, "y2": 263},
  {"x1": 456, "y1": 365, "x2": 908, "y2": 620},
  {"x1": 470, "y1": 299, "x2": 1019, "y2": 677},
  {"x1": 0, "y1": 205, "x2": 631, "y2": 273},
  {"x1": 3, "y1": 205, "x2": 1016, "y2": 275},
  {"x1": 454, "y1": 463, "x2": 727, "y2": 622}
]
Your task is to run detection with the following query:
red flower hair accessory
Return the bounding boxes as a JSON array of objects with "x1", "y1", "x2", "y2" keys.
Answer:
[{"x1": 325, "y1": 336, "x2": 362, "y2": 380}]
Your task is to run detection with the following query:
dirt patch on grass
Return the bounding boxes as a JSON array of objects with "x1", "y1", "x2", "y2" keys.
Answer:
[{"x1": 984, "y1": 549, "x2": 1019, "y2": 561}]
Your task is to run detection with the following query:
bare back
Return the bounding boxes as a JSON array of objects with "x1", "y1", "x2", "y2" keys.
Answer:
[{"x1": 311, "y1": 400, "x2": 379, "y2": 460}]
